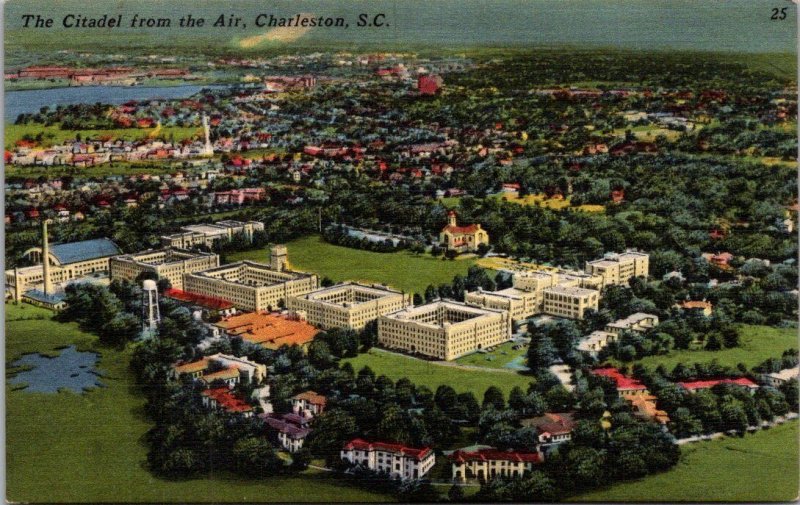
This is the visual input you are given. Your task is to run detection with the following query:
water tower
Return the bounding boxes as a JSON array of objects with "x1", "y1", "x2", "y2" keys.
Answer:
[{"x1": 142, "y1": 279, "x2": 161, "y2": 332}]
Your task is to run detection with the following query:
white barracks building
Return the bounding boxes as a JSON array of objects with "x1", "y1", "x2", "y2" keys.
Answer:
[
  {"x1": 341, "y1": 439, "x2": 436, "y2": 480},
  {"x1": 287, "y1": 282, "x2": 412, "y2": 330},
  {"x1": 378, "y1": 300, "x2": 511, "y2": 360}
]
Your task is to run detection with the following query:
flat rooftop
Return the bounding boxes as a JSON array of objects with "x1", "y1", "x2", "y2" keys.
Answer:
[
  {"x1": 190, "y1": 261, "x2": 310, "y2": 287},
  {"x1": 384, "y1": 300, "x2": 503, "y2": 328},
  {"x1": 114, "y1": 248, "x2": 214, "y2": 266},
  {"x1": 545, "y1": 285, "x2": 598, "y2": 296},
  {"x1": 299, "y1": 282, "x2": 403, "y2": 306}
]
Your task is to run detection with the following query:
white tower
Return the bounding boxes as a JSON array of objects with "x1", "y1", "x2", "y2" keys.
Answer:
[
  {"x1": 142, "y1": 280, "x2": 161, "y2": 332},
  {"x1": 201, "y1": 114, "x2": 213, "y2": 157}
]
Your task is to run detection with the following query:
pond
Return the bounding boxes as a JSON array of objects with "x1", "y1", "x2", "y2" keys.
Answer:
[{"x1": 8, "y1": 345, "x2": 103, "y2": 393}]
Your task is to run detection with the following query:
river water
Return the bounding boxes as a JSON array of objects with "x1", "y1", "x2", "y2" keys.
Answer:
[{"x1": 4, "y1": 84, "x2": 227, "y2": 122}]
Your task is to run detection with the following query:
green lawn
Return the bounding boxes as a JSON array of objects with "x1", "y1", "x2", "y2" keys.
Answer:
[
  {"x1": 5, "y1": 123, "x2": 202, "y2": 150},
  {"x1": 629, "y1": 324, "x2": 798, "y2": 371},
  {"x1": 228, "y1": 235, "x2": 478, "y2": 295},
  {"x1": 6, "y1": 302, "x2": 391, "y2": 503},
  {"x1": 574, "y1": 420, "x2": 799, "y2": 502},
  {"x1": 343, "y1": 348, "x2": 533, "y2": 398},
  {"x1": 454, "y1": 341, "x2": 528, "y2": 370}
]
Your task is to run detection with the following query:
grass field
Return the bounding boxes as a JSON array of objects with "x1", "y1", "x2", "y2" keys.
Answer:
[
  {"x1": 490, "y1": 192, "x2": 605, "y2": 213},
  {"x1": 628, "y1": 324, "x2": 797, "y2": 371},
  {"x1": 454, "y1": 341, "x2": 528, "y2": 370},
  {"x1": 343, "y1": 348, "x2": 533, "y2": 398},
  {"x1": 5, "y1": 123, "x2": 202, "y2": 150},
  {"x1": 575, "y1": 420, "x2": 799, "y2": 502},
  {"x1": 5, "y1": 303, "x2": 391, "y2": 503},
  {"x1": 228, "y1": 235, "x2": 478, "y2": 295},
  {"x1": 475, "y1": 255, "x2": 558, "y2": 272}
]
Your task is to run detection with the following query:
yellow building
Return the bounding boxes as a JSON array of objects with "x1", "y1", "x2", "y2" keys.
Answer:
[
  {"x1": 109, "y1": 248, "x2": 219, "y2": 290},
  {"x1": 464, "y1": 287, "x2": 539, "y2": 321},
  {"x1": 585, "y1": 250, "x2": 649, "y2": 287},
  {"x1": 287, "y1": 282, "x2": 412, "y2": 330},
  {"x1": 160, "y1": 220, "x2": 265, "y2": 249},
  {"x1": 542, "y1": 285, "x2": 599, "y2": 319},
  {"x1": 182, "y1": 260, "x2": 318, "y2": 312},
  {"x1": 439, "y1": 211, "x2": 489, "y2": 253},
  {"x1": 6, "y1": 233, "x2": 121, "y2": 301},
  {"x1": 378, "y1": 300, "x2": 511, "y2": 360}
]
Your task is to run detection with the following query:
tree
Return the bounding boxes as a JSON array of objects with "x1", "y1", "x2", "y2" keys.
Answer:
[
  {"x1": 482, "y1": 386, "x2": 505, "y2": 411},
  {"x1": 669, "y1": 408, "x2": 703, "y2": 438},
  {"x1": 448, "y1": 484, "x2": 465, "y2": 502},
  {"x1": 719, "y1": 398, "x2": 749, "y2": 435},
  {"x1": 232, "y1": 437, "x2": 284, "y2": 477},
  {"x1": 435, "y1": 385, "x2": 459, "y2": 417},
  {"x1": 100, "y1": 312, "x2": 141, "y2": 346},
  {"x1": 306, "y1": 409, "x2": 358, "y2": 467},
  {"x1": 291, "y1": 447, "x2": 312, "y2": 471}
]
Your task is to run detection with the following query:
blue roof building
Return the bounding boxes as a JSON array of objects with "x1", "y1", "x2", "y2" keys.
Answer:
[{"x1": 49, "y1": 239, "x2": 121, "y2": 265}]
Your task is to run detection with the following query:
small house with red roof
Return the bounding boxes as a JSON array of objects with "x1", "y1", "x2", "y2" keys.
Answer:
[
  {"x1": 201, "y1": 387, "x2": 254, "y2": 417},
  {"x1": 678, "y1": 378, "x2": 758, "y2": 394},
  {"x1": 520, "y1": 412, "x2": 576, "y2": 447},
  {"x1": 447, "y1": 446, "x2": 542, "y2": 483},
  {"x1": 591, "y1": 367, "x2": 649, "y2": 398},
  {"x1": 341, "y1": 438, "x2": 435, "y2": 480},
  {"x1": 676, "y1": 300, "x2": 713, "y2": 317},
  {"x1": 439, "y1": 211, "x2": 489, "y2": 253}
]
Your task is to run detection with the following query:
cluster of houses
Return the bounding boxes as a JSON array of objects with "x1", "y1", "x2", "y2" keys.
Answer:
[{"x1": 171, "y1": 350, "x2": 327, "y2": 453}]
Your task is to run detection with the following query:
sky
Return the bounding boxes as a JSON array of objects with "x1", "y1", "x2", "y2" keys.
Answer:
[{"x1": 4, "y1": 0, "x2": 798, "y2": 53}]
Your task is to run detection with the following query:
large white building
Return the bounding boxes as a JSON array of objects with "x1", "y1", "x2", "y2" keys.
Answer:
[
  {"x1": 585, "y1": 250, "x2": 649, "y2": 287},
  {"x1": 287, "y1": 282, "x2": 413, "y2": 330},
  {"x1": 182, "y1": 260, "x2": 318, "y2": 312},
  {"x1": 378, "y1": 300, "x2": 512, "y2": 360},
  {"x1": 542, "y1": 285, "x2": 599, "y2": 319},
  {"x1": 109, "y1": 248, "x2": 219, "y2": 289},
  {"x1": 465, "y1": 252, "x2": 648, "y2": 321},
  {"x1": 6, "y1": 222, "x2": 121, "y2": 302},
  {"x1": 160, "y1": 220, "x2": 265, "y2": 249},
  {"x1": 341, "y1": 439, "x2": 436, "y2": 480}
]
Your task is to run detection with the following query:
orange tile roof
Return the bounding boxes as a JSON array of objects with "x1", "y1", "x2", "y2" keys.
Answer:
[
  {"x1": 200, "y1": 367, "x2": 240, "y2": 382},
  {"x1": 293, "y1": 390, "x2": 327, "y2": 407},
  {"x1": 215, "y1": 312, "x2": 319, "y2": 350},
  {"x1": 201, "y1": 387, "x2": 253, "y2": 413},
  {"x1": 629, "y1": 394, "x2": 670, "y2": 424},
  {"x1": 679, "y1": 300, "x2": 713, "y2": 310},
  {"x1": 174, "y1": 357, "x2": 209, "y2": 374}
]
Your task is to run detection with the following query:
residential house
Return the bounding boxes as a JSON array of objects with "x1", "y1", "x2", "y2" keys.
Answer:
[
  {"x1": 519, "y1": 412, "x2": 576, "y2": 448},
  {"x1": 201, "y1": 387, "x2": 254, "y2": 417},
  {"x1": 262, "y1": 412, "x2": 311, "y2": 453},
  {"x1": 292, "y1": 391, "x2": 327, "y2": 418}
]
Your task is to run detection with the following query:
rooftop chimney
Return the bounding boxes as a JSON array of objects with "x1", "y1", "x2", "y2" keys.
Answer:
[{"x1": 41, "y1": 219, "x2": 53, "y2": 296}]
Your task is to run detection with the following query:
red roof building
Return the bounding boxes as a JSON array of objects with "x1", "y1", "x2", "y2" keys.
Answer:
[
  {"x1": 678, "y1": 378, "x2": 758, "y2": 393},
  {"x1": 164, "y1": 288, "x2": 234, "y2": 310},
  {"x1": 448, "y1": 447, "x2": 542, "y2": 483},
  {"x1": 418, "y1": 74, "x2": 443, "y2": 96},
  {"x1": 341, "y1": 438, "x2": 436, "y2": 480},
  {"x1": 201, "y1": 387, "x2": 254, "y2": 416},
  {"x1": 591, "y1": 367, "x2": 649, "y2": 397}
]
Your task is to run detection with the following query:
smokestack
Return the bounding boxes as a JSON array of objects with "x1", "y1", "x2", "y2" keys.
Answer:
[{"x1": 42, "y1": 219, "x2": 53, "y2": 296}]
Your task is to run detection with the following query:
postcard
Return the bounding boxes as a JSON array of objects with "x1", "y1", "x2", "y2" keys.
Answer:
[{"x1": 4, "y1": 0, "x2": 799, "y2": 502}]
